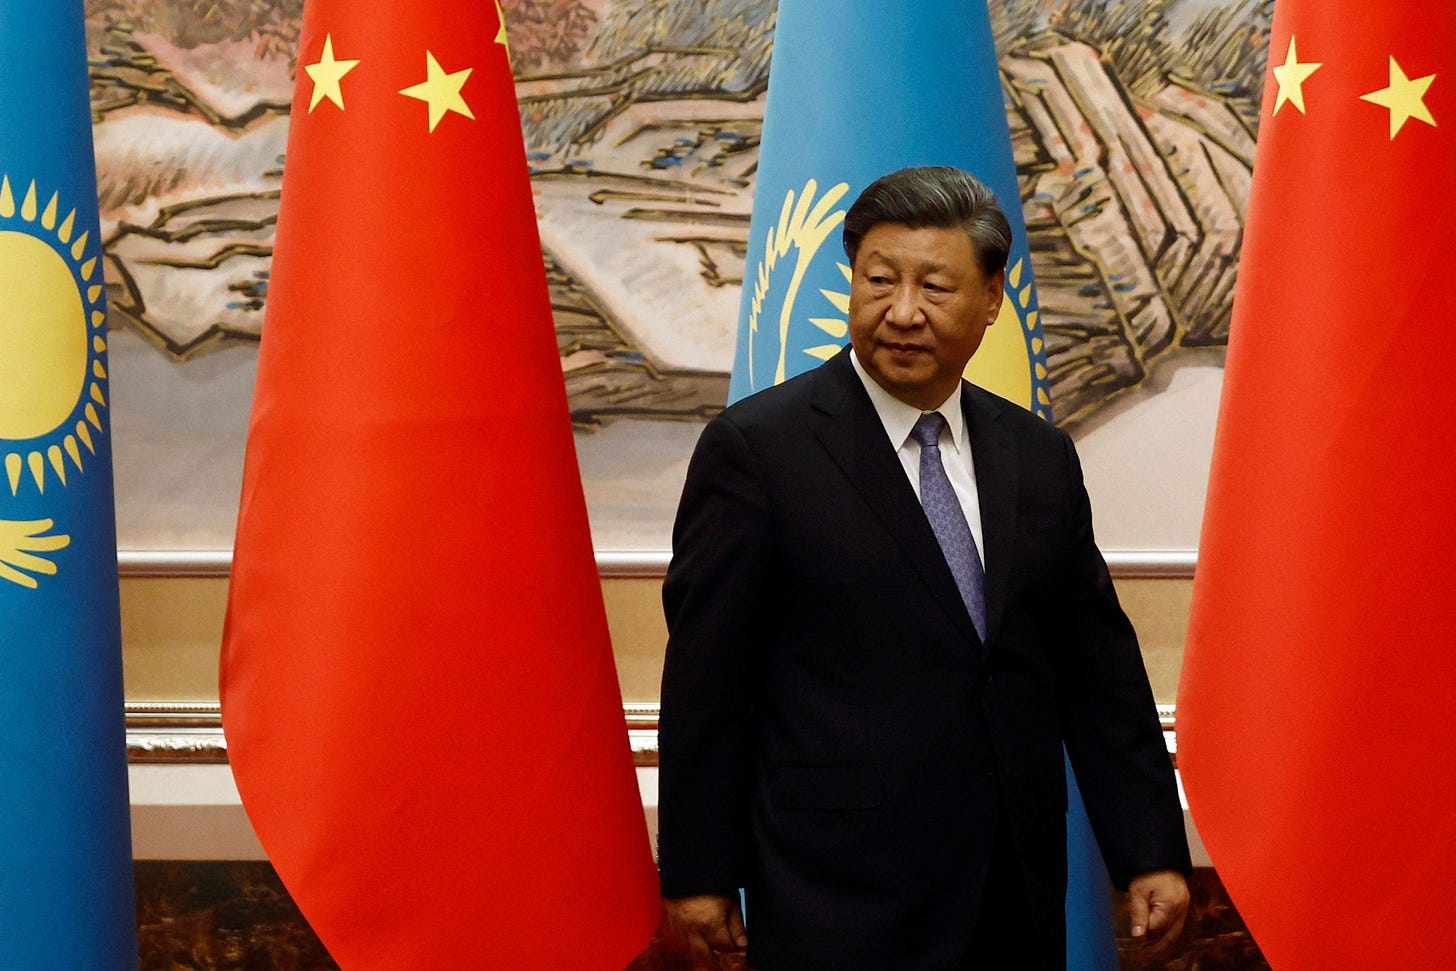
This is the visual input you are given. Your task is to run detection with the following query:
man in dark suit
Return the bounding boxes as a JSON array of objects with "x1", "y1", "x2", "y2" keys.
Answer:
[{"x1": 657, "y1": 166, "x2": 1191, "y2": 970}]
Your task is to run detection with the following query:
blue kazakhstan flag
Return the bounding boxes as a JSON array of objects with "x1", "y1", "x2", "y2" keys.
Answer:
[
  {"x1": 732, "y1": 0, "x2": 1051, "y2": 415},
  {"x1": 732, "y1": 2, "x2": 1115, "y2": 968},
  {"x1": 0, "y1": 2, "x2": 137, "y2": 966}
]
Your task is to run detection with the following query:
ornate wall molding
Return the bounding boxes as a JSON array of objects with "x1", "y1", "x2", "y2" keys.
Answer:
[
  {"x1": 125, "y1": 702, "x2": 665, "y2": 766},
  {"x1": 126, "y1": 703, "x2": 228, "y2": 763},
  {"x1": 119, "y1": 548, "x2": 1198, "y2": 579},
  {"x1": 128, "y1": 702, "x2": 1177, "y2": 766}
]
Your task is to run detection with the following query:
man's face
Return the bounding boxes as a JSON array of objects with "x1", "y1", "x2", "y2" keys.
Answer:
[{"x1": 848, "y1": 222, "x2": 1005, "y2": 411}]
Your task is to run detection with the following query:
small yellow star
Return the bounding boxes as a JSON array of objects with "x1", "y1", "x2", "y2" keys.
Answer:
[
  {"x1": 494, "y1": 0, "x2": 512, "y2": 61},
  {"x1": 1360, "y1": 56, "x2": 1437, "y2": 139},
  {"x1": 398, "y1": 51, "x2": 475, "y2": 132},
  {"x1": 304, "y1": 34, "x2": 361, "y2": 113},
  {"x1": 1271, "y1": 36, "x2": 1322, "y2": 115}
]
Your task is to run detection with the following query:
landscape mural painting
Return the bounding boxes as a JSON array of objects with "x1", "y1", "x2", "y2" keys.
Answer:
[{"x1": 86, "y1": 0, "x2": 1270, "y2": 554}]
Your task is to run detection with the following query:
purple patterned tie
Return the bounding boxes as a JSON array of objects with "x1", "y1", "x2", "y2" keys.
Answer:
[{"x1": 911, "y1": 412, "x2": 987, "y2": 641}]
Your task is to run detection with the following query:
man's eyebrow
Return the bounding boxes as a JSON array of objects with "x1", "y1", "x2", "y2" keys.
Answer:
[{"x1": 862, "y1": 250, "x2": 953, "y2": 275}]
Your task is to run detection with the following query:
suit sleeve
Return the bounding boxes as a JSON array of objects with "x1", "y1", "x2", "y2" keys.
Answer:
[
  {"x1": 1055, "y1": 432, "x2": 1192, "y2": 888},
  {"x1": 656, "y1": 414, "x2": 771, "y2": 898}
]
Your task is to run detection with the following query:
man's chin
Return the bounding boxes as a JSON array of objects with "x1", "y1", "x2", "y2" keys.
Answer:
[{"x1": 872, "y1": 370, "x2": 944, "y2": 409}]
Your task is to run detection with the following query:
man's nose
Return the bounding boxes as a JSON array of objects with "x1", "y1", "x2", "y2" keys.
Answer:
[{"x1": 884, "y1": 285, "x2": 925, "y2": 327}]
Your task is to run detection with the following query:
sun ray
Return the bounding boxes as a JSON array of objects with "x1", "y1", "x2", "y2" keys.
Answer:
[
  {"x1": 47, "y1": 446, "x2": 67, "y2": 486},
  {"x1": 70, "y1": 230, "x2": 88, "y2": 260},
  {"x1": 58, "y1": 209, "x2": 75, "y2": 243},
  {"x1": 92, "y1": 360, "x2": 107, "y2": 379},
  {"x1": 87, "y1": 285, "x2": 102, "y2": 303},
  {"x1": 63, "y1": 435, "x2": 82, "y2": 471},
  {"x1": 0, "y1": 176, "x2": 13, "y2": 217},
  {"x1": 1018, "y1": 285, "x2": 1032, "y2": 308},
  {"x1": 81, "y1": 257, "x2": 96, "y2": 280},
  {"x1": 27, "y1": 451, "x2": 45, "y2": 492},
  {"x1": 1009, "y1": 258, "x2": 1023, "y2": 289},
  {"x1": 75, "y1": 421, "x2": 95, "y2": 454},
  {"x1": 85, "y1": 404, "x2": 101, "y2": 430},
  {"x1": 820, "y1": 289, "x2": 849, "y2": 314},
  {"x1": 810, "y1": 317, "x2": 848, "y2": 338},
  {"x1": 93, "y1": 336, "x2": 106, "y2": 353},
  {"x1": 803, "y1": 280, "x2": 853, "y2": 365},
  {"x1": 41, "y1": 191, "x2": 58, "y2": 229},
  {"x1": 91, "y1": 311, "x2": 105, "y2": 328},
  {"x1": 89, "y1": 383, "x2": 106, "y2": 407},
  {"x1": 5, "y1": 454, "x2": 21, "y2": 495},
  {"x1": 21, "y1": 181, "x2": 37, "y2": 221}
]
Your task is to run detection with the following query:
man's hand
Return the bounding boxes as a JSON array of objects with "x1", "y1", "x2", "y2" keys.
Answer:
[
  {"x1": 664, "y1": 893, "x2": 747, "y2": 968},
  {"x1": 1126, "y1": 869, "x2": 1190, "y2": 962}
]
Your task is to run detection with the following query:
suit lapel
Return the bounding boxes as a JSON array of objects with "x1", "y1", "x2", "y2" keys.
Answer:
[
  {"x1": 962, "y1": 384, "x2": 1018, "y2": 646},
  {"x1": 808, "y1": 350, "x2": 982, "y2": 649}
]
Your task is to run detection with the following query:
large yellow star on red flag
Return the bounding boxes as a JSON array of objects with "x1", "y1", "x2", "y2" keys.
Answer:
[
  {"x1": 1360, "y1": 56, "x2": 1437, "y2": 139},
  {"x1": 399, "y1": 52, "x2": 475, "y2": 132},
  {"x1": 304, "y1": 35, "x2": 361, "y2": 113},
  {"x1": 1271, "y1": 36, "x2": 1321, "y2": 115}
]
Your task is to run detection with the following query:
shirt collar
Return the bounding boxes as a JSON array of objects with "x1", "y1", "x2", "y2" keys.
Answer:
[{"x1": 848, "y1": 348, "x2": 965, "y2": 452}]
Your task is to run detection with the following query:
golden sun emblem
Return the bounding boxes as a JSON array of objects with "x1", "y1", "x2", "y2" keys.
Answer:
[
  {"x1": 0, "y1": 174, "x2": 110, "y2": 588},
  {"x1": 746, "y1": 179, "x2": 851, "y2": 390}
]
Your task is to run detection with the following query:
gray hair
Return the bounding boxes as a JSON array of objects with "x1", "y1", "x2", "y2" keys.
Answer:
[{"x1": 842, "y1": 166, "x2": 1012, "y2": 278}]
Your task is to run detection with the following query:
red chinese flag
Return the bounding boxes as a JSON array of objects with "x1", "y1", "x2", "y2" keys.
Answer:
[
  {"x1": 1178, "y1": 4, "x2": 1456, "y2": 967},
  {"x1": 219, "y1": 3, "x2": 660, "y2": 966}
]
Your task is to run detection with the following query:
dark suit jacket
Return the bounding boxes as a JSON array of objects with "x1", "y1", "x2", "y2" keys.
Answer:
[{"x1": 657, "y1": 348, "x2": 1190, "y2": 970}]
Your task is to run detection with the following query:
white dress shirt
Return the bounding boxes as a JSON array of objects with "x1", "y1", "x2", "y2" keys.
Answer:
[{"x1": 849, "y1": 350, "x2": 986, "y2": 570}]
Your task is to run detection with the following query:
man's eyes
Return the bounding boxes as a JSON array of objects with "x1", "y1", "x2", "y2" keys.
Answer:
[{"x1": 862, "y1": 274, "x2": 951, "y2": 294}]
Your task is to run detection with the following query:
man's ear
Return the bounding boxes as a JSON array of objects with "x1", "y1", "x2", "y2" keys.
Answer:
[{"x1": 985, "y1": 269, "x2": 1006, "y2": 324}]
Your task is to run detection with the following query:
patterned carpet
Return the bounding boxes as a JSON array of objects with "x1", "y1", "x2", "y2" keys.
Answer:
[{"x1": 134, "y1": 864, "x2": 1266, "y2": 969}]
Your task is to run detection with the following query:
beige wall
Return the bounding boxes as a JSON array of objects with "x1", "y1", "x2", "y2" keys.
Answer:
[{"x1": 121, "y1": 575, "x2": 1190, "y2": 706}]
